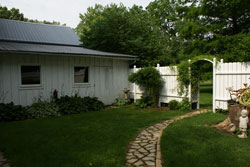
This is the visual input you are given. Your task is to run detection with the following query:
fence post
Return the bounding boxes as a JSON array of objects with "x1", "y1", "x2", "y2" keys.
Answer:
[
  {"x1": 133, "y1": 65, "x2": 137, "y2": 102},
  {"x1": 188, "y1": 59, "x2": 192, "y2": 103},
  {"x1": 157, "y1": 64, "x2": 160, "y2": 107},
  {"x1": 212, "y1": 58, "x2": 217, "y2": 113}
]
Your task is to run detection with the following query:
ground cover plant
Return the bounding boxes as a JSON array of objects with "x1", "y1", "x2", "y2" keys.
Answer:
[
  {"x1": 0, "y1": 106, "x2": 185, "y2": 167},
  {"x1": 161, "y1": 112, "x2": 250, "y2": 167},
  {"x1": 0, "y1": 96, "x2": 104, "y2": 122}
]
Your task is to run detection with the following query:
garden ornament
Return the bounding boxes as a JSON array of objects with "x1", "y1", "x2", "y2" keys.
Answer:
[
  {"x1": 229, "y1": 123, "x2": 236, "y2": 132},
  {"x1": 123, "y1": 88, "x2": 130, "y2": 99},
  {"x1": 238, "y1": 109, "x2": 249, "y2": 139}
]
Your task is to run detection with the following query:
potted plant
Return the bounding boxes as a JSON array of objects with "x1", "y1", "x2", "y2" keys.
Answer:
[
  {"x1": 215, "y1": 83, "x2": 250, "y2": 133},
  {"x1": 227, "y1": 83, "x2": 250, "y2": 129}
]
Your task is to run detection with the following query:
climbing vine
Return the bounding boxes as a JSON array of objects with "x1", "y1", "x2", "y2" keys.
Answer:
[{"x1": 176, "y1": 55, "x2": 216, "y2": 97}]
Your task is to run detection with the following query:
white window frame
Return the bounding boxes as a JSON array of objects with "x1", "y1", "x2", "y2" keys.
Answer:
[
  {"x1": 73, "y1": 66, "x2": 90, "y2": 86},
  {"x1": 19, "y1": 64, "x2": 43, "y2": 89}
]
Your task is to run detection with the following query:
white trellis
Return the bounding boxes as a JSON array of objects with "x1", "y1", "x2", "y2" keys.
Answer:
[{"x1": 129, "y1": 58, "x2": 250, "y2": 113}]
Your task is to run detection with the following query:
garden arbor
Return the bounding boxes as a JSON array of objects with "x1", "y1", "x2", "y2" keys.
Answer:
[{"x1": 189, "y1": 57, "x2": 217, "y2": 112}]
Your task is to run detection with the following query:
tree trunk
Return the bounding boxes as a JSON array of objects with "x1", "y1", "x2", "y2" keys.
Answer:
[
  {"x1": 152, "y1": 93, "x2": 158, "y2": 108},
  {"x1": 213, "y1": 104, "x2": 250, "y2": 133}
]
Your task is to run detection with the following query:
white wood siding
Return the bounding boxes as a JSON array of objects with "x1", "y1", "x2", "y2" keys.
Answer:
[{"x1": 0, "y1": 54, "x2": 130, "y2": 106}]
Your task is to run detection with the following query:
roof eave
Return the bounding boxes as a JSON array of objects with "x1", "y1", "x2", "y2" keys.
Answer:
[{"x1": 0, "y1": 50, "x2": 138, "y2": 61}]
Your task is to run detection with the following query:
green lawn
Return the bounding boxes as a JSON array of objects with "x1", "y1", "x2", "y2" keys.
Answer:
[
  {"x1": 161, "y1": 112, "x2": 250, "y2": 167},
  {"x1": 199, "y1": 80, "x2": 212, "y2": 109},
  {"x1": 0, "y1": 106, "x2": 185, "y2": 167}
]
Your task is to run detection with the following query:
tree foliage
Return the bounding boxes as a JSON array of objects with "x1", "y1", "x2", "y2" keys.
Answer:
[
  {"x1": 77, "y1": 4, "x2": 175, "y2": 67},
  {"x1": 128, "y1": 67, "x2": 163, "y2": 107},
  {"x1": 77, "y1": 0, "x2": 250, "y2": 65},
  {"x1": 176, "y1": 0, "x2": 250, "y2": 61}
]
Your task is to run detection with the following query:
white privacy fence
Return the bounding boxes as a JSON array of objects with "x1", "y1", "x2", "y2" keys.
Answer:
[
  {"x1": 129, "y1": 64, "x2": 194, "y2": 106},
  {"x1": 129, "y1": 59, "x2": 250, "y2": 112},
  {"x1": 214, "y1": 61, "x2": 250, "y2": 110}
]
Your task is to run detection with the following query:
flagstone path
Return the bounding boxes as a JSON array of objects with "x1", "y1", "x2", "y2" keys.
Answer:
[
  {"x1": 125, "y1": 109, "x2": 210, "y2": 167},
  {"x1": 0, "y1": 152, "x2": 10, "y2": 167}
]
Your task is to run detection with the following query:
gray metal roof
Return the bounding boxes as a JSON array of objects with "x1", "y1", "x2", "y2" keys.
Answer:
[
  {"x1": 0, "y1": 19, "x2": 136, "y2": 59},
  {"x1": 0, "y1": 41, "x2": 136, "y2": 59},
  {"x1": 0, "y1": 18, "x2": 81, "y2": 46}
]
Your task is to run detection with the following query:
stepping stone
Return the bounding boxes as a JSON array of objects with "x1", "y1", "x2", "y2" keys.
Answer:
[
  {"x1": 148, "y1": 153, "x2": 156, "y2": 157},
  {"x1": 134, "y1": 160, "x2": 144, "y2": 166},
  {"x1": 145, "y1": 160, "x2": 155, "y2": 166},
  {"x1": 127, "y1": 158, "x2": 138, "y2": 164},
  {"x1": 134, "y1": 153, "x2": 144, "y2": 159},
  {"x1": 143, "y1": 157, "x2": 155, "y2": 161},
  {"x1": 138, "y1": 148, "x2": 148, "y2": 153}
]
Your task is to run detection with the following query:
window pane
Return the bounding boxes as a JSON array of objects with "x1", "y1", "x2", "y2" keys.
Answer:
[
  {"x1": 21, "y1": 66, "x2": 40, "y2": 85},
  {"x1": 74, "y1": 67, "x2": 88, "y2": 83}
]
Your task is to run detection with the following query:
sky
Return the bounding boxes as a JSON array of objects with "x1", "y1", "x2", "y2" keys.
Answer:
[{"x1": 1, "y1": 0, "x2": 153, "y2": 28}]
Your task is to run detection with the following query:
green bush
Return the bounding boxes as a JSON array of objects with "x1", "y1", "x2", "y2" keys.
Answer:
[
  {"x1": 135, "y1": 96, "x2": 154, "y2": 108},
  {"x1": 113, "y1": 98, "x2": 130, "y2": 106},
  {"x1": 56, "y1": 95, "x2": 88, "y2": 114},
  {"x1": 82, "y1": 96, "x2": 105, "y2": 111},
  {"x1": 168, "y1": 100, "x2": 180, "y2": 110},
  {"x1": 0, "y1": 102, "x2": 29, "y2": 122},
  {"x1": 0, "y1": 95, "x2": 105, "y2": 121},
  {"x1": 178, "y1": 98, "x2": 191, "y2": 112},
  {"x1": 27, "y1": 100, "x2": 60, "y2": 119},
  {"x1": 129, "y1": 67, "x2": 163, "y2": 107},
  {"x1": 56, "y1": 95, "x2": 104, "y2": 115}
]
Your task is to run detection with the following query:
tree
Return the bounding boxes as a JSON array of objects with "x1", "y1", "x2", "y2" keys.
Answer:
[
  {"x1": 77, "y1": 4, "x2": 172, "y2": 67},
  {"x1": 0, "y1": 6, "x2": 25, "y2": 21},
  {"x1": 128, "y1": 67, "x2": 163, "y2": 107},
  {"x1": 176, "y1": 0, "x2": 250, "y2": 61},
  {"x1": 146, "y1": 0, "x2": 183, "y2": 64}
]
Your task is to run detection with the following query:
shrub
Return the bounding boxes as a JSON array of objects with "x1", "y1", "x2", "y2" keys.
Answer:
[
  {"x1": 178, "y1": 98, "x2": 191, "y2": 112},
  {"x1": 56, "y1": 95, "x2": 88, "y2": 115},
  {"x1": 168, "y1": 100, "x2": 180, "y2": 110},
  {"x1": 129, "y1": 67, "x2": 163, "y2": 107},
  {"x1": 135, "y1": 96, "x2": 154, "y2": 108},
  {"x1": 27, "y1": 100, "x2": 60, "y2": 119},
  {"x1": 0, "y1": 102, "x2": 29, "y2": 122},
  {"x1": 113, "y1": 98, "x2": 130, "y2": 106},
  {"x1": 82, "y1": 96, "x2": 105, "y2": 111},
  {"x1": 56, "y1": 95, "x2": 104, "y2": 115}
]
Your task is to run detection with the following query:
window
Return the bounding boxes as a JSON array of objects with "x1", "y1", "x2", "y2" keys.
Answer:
[
  {"x1": 74, "y1": 67, "x2": 89, "y2": 83},
  {"x1": 21, "y1": 66, "x2": 41, "y2": 85}
]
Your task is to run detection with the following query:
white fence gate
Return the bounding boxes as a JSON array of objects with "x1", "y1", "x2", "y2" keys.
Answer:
[{"x1": 129, "y1": 59, "x2": 250, "y2": 112}]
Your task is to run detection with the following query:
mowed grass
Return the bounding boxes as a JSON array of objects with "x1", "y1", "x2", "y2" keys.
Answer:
[
  {"x1": 199, "y1": 80, "x2": 212, "y2": 109},
  {"x1": 161, "y1": 113, "x2": 250, "y2": 167},
  {"x1": 0, "y1": 106, "x2": 186, "y2": 167}
]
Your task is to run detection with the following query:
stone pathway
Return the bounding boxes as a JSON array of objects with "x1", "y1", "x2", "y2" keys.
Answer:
[
  {"x1": 125, "y1": 110, "x2": 210, "y2": 167},
  {"x1": 0, "y1": 152, "x2": 10, "y2": 167}
]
